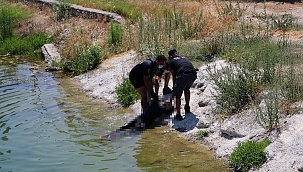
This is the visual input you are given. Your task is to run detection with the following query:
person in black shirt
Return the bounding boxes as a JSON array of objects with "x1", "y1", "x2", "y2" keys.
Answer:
[
  {"x1": 166, "y1": 49, "x2": 197, "y2": 121},
  {"x1": 129, "y1": 55, "x2": 167, "y2": 111}
]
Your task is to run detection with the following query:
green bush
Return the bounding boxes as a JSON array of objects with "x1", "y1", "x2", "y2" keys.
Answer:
[
  {"x1": 230, "y1": 138, "x2": 270, "y2": 172},
  {"x1": 52, "y1": 0, "x2": 72, "y2": 21},
  {"x1": 67, "y1": 44, "x2": 102, "y2": 75},
  {"x1": 115, "y1": 77, "x2": 140, "y2": 107},
  {"x1": 208, "y1": 63, "x2": 259, "y2": 115}
]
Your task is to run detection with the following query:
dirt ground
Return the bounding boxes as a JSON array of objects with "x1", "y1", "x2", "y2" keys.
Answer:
[{"x1": 242, "y1": 1, "x2": 303, "y2": 45}]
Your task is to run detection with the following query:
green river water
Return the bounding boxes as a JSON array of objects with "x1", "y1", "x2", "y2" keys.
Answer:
[{"x1": 0, "y1": 56, "x2": 231, "y2": 172}]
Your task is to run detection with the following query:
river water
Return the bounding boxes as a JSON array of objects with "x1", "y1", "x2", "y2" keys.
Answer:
[{"x1": 0, "y1": 56, "x2": 231, "y2": 172}]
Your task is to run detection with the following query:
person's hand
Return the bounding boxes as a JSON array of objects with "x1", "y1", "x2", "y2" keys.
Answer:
[
  {"x1": 163, "y1": 87, "x2": 172, "y2": 95},
  {"x1": 155, "y1": 76, "x2": 161, "y2": 84}
]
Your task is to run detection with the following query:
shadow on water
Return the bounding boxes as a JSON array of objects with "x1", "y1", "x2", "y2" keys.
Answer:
[{"x1": 0, "y1": 56, "x2": 231, "y2": 172}]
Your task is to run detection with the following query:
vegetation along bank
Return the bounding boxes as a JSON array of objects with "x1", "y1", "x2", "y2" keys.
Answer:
[{"x1": 1, "y1": 0, "x2": 303, "y2": 171}]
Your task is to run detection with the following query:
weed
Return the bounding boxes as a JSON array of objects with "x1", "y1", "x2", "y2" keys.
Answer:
[
  {"x1": 208, "y1": 62, "x2": 258, "y2": 115},
  {"x1": 52, "y1": 0, "x2": 72, "y2": 21},
  {"x1": 256, "y1": 12, "x2": 298, "y2": 33},
  {"x1": 62, "y1": 43, "x2": 102, "y2": 75},
  {"x1": 280, "y1": 62, "x2": 303, "y2": 102},
  {"x1": 115, "y1": 77, "x2": 140, "y2": 107},
  {"x1": 130, "y1": 7, "x2": 207, "y2": 57},
  {"x1": 0, "y1": 32, "x2": 53, "y2": 56},
  {"x1": 273, "y1": 14, "x2": 298, "y2": 32},
  {"x1": 194, "y1": 130, "x2": 208, "y2": 138},
  {"x1": 107, "y1": 22, "x2": 123, "y2": 54},
  {"x1": 229, "y1": 138, "x2": 270, "y2": 172},
  {"x1": 216, "y1": 1, "x2": 244, "y2": 21},
  {"x1": 255, "y1": 89, "x2": 280, "y2": 131},
  {"x1": 0, "y1": 2, "x2": 29, "y2": 41}
]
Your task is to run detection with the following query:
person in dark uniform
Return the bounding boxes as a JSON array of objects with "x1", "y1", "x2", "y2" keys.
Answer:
[
  {"x1": 166, "y1": 49, "x2": 197, "y2": 121},
  {"x1": 129, "y1": 55, "x2": 167, "y2": 111}
]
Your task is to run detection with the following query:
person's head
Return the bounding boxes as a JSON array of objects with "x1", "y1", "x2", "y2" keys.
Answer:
[
  {"x1": 168, "y1": 49, "x2": 178, "y2": 60},
  {"x1": 155, "y1": 55, "x2": 167, "y2": 69}
]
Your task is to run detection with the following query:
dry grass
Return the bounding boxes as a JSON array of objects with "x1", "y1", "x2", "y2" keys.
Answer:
[
  {"x1": 10, "y1": 0, "x2": 241, "y2": 57},
  {"x1": 10, "y1": 0, "x2": 302, "y2": 60},
  {"x1": 11, "y1": 1, "x2": 111, "y2": 59}
]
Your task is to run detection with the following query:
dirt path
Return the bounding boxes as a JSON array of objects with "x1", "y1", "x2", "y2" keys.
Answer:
[{"x1": 243, "y1": 1, "x2": 303, "y2": 44}]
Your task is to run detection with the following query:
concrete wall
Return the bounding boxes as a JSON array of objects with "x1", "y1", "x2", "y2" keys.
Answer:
[{"x1": 25, "y1": 0, "x2": 125, "y2": 24}]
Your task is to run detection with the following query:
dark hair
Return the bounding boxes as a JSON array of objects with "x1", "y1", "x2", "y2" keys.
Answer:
[
  {"x1": 168, "y1": 49, "x2": 177, "y2": 56},
  {"x1": 156, "y1": 55, "x2": 167, "y2": 61}
]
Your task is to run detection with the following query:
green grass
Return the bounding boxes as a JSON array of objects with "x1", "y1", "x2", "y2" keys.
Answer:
[
  {"x1": 0, "y1": 32, "x2": 53, "y2": 57},
  {"x1": 0, "y1": 2, "x2": 30, "y2": 40},
  {"x1": 194, "y1": 130, "x2": 208, "y2": 138},
  {"x1": 107, "y1": 22, "x2": 123, "y2": 54},
  {"x1": 229, "y1": 138, "x2": 271, "y2": 172},
  {"x1": 0, "y1": 1, "x2": 52, "y2": 57},
  {"x1": 70, "y1": 0, "x2": 140, "y2": 23}
]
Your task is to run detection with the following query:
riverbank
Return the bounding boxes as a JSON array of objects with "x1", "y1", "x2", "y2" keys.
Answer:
[
  {"x1": 74, "y1": 50, "x2": 303, "y2": 172},
  {"x1": 10, "y1": 0, "x2": 303, "y2": 171},
  {"x1": 70, "y1": 2, "x2": 303, "y2": 171}
]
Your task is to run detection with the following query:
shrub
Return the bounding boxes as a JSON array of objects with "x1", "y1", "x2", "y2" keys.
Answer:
[
  {"x1": 68, "y1": 43, "x2": 102, "y2": 75},
  {"x1": 207, "y1": 63, "x2": 259, "y2": 115},
  {"x1": 115, "y1": 77, "x2": 140, "y2": 107},
  {"x1": 255, "y1": 12, "x2": 299, "y2": 33},
  {"x1": 255, "y1": 89, "x2": 280, "y2": 131},
  {"x1": 52, "y1": 0, "x2": 72, "y2": 21},
  {"x1": 229, "y1": 138, "x2": 270, "y2": 172}
]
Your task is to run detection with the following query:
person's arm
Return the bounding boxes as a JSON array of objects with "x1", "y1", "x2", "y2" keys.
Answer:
[
  {"x1": 143, "y1": 75, "x2": 154, "y2": 93},
  {"x1": 164, "y1": 71, "x2": 171, "y2": 89},
  {"x1": 154, "y1": 76, "x2": 161, "y2": 94}
]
